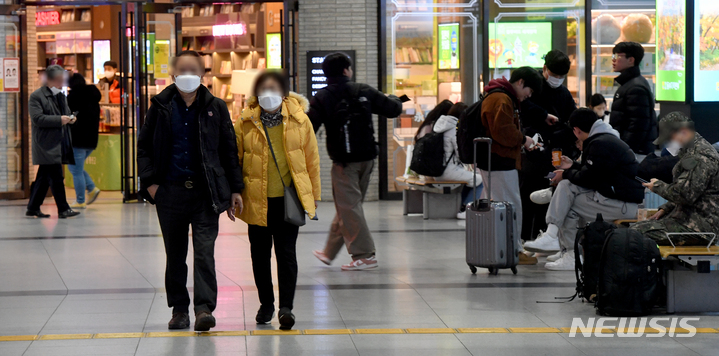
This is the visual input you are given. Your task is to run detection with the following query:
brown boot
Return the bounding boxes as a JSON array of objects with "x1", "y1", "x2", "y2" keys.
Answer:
[
  {"x1": 519, "y1": 252, "x2": 538, "y2": 265},
  {"x1": 194, "y1": 311, "x2": 216, "y2": 332},
  {"x1": 168, "y1": 312, "x2": 190, "y2": 329}
]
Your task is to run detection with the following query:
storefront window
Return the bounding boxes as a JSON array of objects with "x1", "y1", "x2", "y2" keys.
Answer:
[{"x1": 0, "y1": 16, "x2": 22, "y2": 197}]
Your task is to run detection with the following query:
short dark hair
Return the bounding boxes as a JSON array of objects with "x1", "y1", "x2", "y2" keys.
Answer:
[
  {"x1": 171, "y1": 50, "x2": 204, "y2": 69},
  {"x1": 569, "y1": 108, "x2": 600, "y2": 133},
  {"x1": 613, "y1": 42, "x2": 644, "y2": 67},
  {"x1": 509, "y1": 66, "x2": 543, "y2": 95},
  {"x1": 69, "y1": 72, "x2": 86, "y2": 89},
  {"x1": 590, "y1": 93, "x2": 606, "y2": 107},
  {"x1": 252, "y1": 70, "x2": 289, "y2": 97},
  {"x1": 544, "y1": 50, "x2": 571, "y2": 76},
  {"x1": 103, "y1": 61, "x2": 118, "y2": 69},
  {"x1": 322, "y1": 52, "x2": 352, "y2": 77},
  {"x1": 447, "y1": 102, "x2": 468, "y2": 119}
]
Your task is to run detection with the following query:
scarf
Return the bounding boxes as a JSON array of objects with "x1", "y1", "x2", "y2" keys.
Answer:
[{"x1": 260, "y1": 110, "x2": 283, "y2": 128}]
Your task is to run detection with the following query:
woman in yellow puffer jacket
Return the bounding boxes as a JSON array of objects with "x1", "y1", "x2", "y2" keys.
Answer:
[{"x1": 234, "y1": 71, "x2": 320, "y2": 330}]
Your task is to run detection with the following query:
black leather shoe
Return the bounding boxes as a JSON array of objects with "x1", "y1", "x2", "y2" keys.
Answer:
[
  {"x1": 255, "y1": 306, "x2": 274, "y2": 324},
  {"x1": 26, "y1": 210, "x2": 50, "y2": 218},
  {"x1": 168, "y1": 312, "x2": 190, "y2": 329},
  {"x1": 278, "y1": 307, "x2": 295, "y2": 330},
  {"x1": 58, "y1": 209, "x2": 81, "y2": 219},
  {"x1": 194, "y1": 311, "x2": 216, "y2": 331}
]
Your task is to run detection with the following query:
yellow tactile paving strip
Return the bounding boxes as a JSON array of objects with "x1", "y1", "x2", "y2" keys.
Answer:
[{"x1": 0, "y1": 327, "x2": 717, "y2": 341}]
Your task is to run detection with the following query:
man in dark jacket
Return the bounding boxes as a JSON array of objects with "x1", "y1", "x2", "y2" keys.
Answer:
[
  {"x1": 26, "y1": 65, "x2": 81, "y2": 219},
  {"x1": 609, "y1": 42, "x2": 658, "y2": 160},
  {"x1": 137, "y1": 50, "x2": 243, "y2": 331},
  {"x1": 524, "y1": 109, "x2": 643, "y2": 270},
  {"x1": 519, "y1": 50, "x2": 578, "y2": 242},
  {"x1": 308, "y1": 52, "x2": 402, "y2": 271}
]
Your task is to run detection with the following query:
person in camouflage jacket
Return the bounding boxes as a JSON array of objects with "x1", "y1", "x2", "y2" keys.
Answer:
[{"x1": 632, "y1": 112, "x2": 719, "y2": 246}]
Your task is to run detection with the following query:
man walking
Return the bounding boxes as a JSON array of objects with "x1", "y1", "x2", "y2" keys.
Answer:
[
  {"x1": 309, "y1": 52, "x2": 402, "y2": 271},
  {"x1": 609, "y1": 42, "x2": 657, "y2": 161},
  {"x1": 137, "y1": 50, "x2": 243, "y2": 331},
  {"x1": 26, "y1": 65, "x2": 80, "y2": 219}
]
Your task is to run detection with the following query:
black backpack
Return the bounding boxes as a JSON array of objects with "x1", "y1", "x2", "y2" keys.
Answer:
[
  {"x1": 595, "y1": 228, "x2": 663, "y2": 316},
  {"x1": 324, "y1": 84, "x2": 376, "y2": 163},
  {"x1": 456, "y1": 88, "x2": 514, "y2": 165},
  {"x1": 410, "y1": 131, "x2": 454, "y2": 177},
  {"x1": 574, "y1": 214, "x2": 617, "y2": 303}
]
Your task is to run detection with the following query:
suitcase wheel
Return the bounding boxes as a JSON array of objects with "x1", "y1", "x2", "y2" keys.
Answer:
[
  {"x1": 468, "y1": 264, "x2": 477, "y2": 274},
  {"x1": 488, "y1": 267, "x2": 499, "y2": 276},
  {"x1": 511, "y1": 267, "x2": 518, "y2": 275}
]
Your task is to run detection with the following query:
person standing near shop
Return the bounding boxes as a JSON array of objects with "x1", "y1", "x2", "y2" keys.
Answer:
[
  {"x1": 26, "y1": 65, "x2": 81, "y2": 219},
  {"x1": 235, "y1": 71, "x2": 321, "y2": 330},
  {"x1": 609, "y1": 42, "x2": 657, "y2": 161},
  {"x1": 98, "y1": 60, "x2": 121, "y2": 104},
  {"x1": 67, "y1": 73, "x2": 102, "y2": 209},
  {"x1": 308, "y1": 52, "x2": 403, "y2": 271},
  {"x1": 137, "y1": 50, "x2": 243, "y2": 331}
]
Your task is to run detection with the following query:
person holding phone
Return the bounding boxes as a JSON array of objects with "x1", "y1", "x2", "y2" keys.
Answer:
[
  {"x1": 523, "y1": 108, "x2": 643, "y2": 270},
  {"x1": 137, "y1": 50, "x2": 243, "y2": 331},
  {"x1": 67, "y1": 73, "x2": 102, "y2": 209},
  {"x1": 234, "y1": 71, "x2": 320, "y2": 330}
]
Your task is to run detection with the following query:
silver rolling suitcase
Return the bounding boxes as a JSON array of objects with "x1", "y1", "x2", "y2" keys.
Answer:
[{"x1": 466, "y1": 138, "x2": 519, "y2": 275}]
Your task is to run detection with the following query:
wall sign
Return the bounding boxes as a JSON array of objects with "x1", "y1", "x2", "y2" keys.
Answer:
[
  {"x1": 1, "y1": 58, "x2": 20, "y2": 92},
  {"x1": 438, "y1": 23, "x2": 459, "y2": 70},
  {"x1": 306, "y1": 50, "x2": 356, "y2": 97},
  {"x1": 35, "y1": 11, "x2": 60, "y2": 27},
  {"x1": 694, "y1": 0, "x2": 719, "y2": 102},
  {"x1": 656, "y1": 0, "x2": 686, "y2": 102},
  {"x1": 212, "y1": 23, "x2": 246, "y2": 37}
]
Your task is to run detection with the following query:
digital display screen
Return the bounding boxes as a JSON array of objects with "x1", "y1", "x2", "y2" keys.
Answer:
[
  {"x1": 488, "y1": 22, "x2": 551, "y2": 69},
  {"x1": 694, "y1": 0, "x2": 719, "y2": 102},
  {"x1": 93, "y1": 40, "x2": 111, "y2": 83},
  {"x1": 656, "y1": 0, "x2": 686, "y2": 102},
  {"x1": 267, "y1": 33, "x2": 282, "y2": 69},
  {"x1": 438, "y1": 23, "x2": 459, "y2": 70}
]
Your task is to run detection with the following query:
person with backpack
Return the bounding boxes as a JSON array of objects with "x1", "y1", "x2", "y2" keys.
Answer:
[
  {"x1": 413, "y1": 100, "x2": 453, "y2": 142},
  {"x1": 632, "y1": 112, "x2": 719, "y2": 246},
  {"x1": 609, "y1": 42, "x2": 658, "y2": 161},
  {"x1": 523, "y1": 108, "x2": 644, "y2": 270},
  {"x1": 308, "y1": 52, "x2": 402, "y2": 271}
]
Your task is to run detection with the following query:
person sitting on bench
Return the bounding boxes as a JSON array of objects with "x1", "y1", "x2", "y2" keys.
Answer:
[
  {"x1": 632, "y1": 112, "x2": 719, "y2": 246},
  {"x1": 523, "y1": 108, "x2": 644, "y2": 270}
]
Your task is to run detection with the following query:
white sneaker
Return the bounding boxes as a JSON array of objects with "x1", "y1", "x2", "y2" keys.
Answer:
[
  {"x1": 545, "y1": 252, "x2": 575, "y2": 271},
  {"x1": 523, "y1": 231, "x2": 561, "y2": 253},
  {"x1": 530, "y1": 188, "x2": 553, "y2": 205},
  {"x1": 313, "y1": 250, "x2": 332, "y2": 266},
  {"x1": 341, "y1": 256, "x2": 378, "y2": 271},
  {"x1": 546, "y1": 250, "x2": 563, "y2": 262},
  {"x1": 456, "y1": 210, "x2": 466, "y2": 220}
]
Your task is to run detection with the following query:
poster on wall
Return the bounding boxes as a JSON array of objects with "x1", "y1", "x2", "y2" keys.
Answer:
[
  {"x1": 2, "y1": 58, "x2": 20, "y2": 92},
  {"x1": 267, "y1": 33, "x2": 282, "y2": 69},
  {"x1": 656, "y1": 0, "x2": 686, "y2": 102},
  {"x1": 154, "y1": 40, "x2": 170, "y2": 79},
  {"x1": 93, "y1": 40, "x2": 111, "y2": 82},
  {"x1": 438, "y1": 23, "x2": 459, "y2": 70},
  {"x1": 306, "y1": 50, "x2": 356, "y2": 97},
  {"x1": 488, "y1": 22, "x2": 551, "y2": 68},
  {"x1": 694, "y1": 0, "x2": 719, "y2": 102}
]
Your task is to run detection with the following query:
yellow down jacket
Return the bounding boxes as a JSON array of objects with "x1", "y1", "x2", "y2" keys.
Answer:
[{"x1": 235, "y1": 92, "x2": 321, "y2": 226}]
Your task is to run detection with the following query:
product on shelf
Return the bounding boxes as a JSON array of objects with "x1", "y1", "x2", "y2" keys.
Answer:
[
  {"x1": 592, "y1": 14, "x2": 621, "y2": 44},
  {"x1": 622, "y1": 13, "x2": 654, "y2": 43}
]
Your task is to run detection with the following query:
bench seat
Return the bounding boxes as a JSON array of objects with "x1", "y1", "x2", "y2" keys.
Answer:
[{"x1": 396, "y1": 176, "x2": 466, "y2": 219}]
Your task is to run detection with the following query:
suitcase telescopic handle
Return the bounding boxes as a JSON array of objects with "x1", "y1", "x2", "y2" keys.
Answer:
[{"x1": 473, "y1": 137, "x2": 492, "y2": 203}]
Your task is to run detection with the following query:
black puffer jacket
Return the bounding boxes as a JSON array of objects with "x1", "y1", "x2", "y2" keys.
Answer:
[
  {"x1": 67, "y1": 84, "x2": 101, "y2": 149},
  {"x1": 137, "y1": 84, "x2": 243, "y2": 213},
  {"x1": 564, "y1": 120, "x2": 644, "y2": 203},
  {"x1": 308, "y1": 76, "x2": 402, "y2": 163},
  {"x1": 609, "y1": 66, "x2": 657, "y2": 155}
]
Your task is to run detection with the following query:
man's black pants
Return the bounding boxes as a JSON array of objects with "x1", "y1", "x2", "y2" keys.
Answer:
[
  {"x1": 27, "y1": 164, "x2": 70, "y2": 212},
  {"x1": 248, "y1": 197, "x2": 299, "y2": 310},
  {"x1": 155, "y1": 184, "x2": 219, "y2": 315}
]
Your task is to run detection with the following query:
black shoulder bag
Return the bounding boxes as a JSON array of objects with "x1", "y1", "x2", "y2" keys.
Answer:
[{"x1": 262, "y1": 124, "x2": 306, "y2": 227}]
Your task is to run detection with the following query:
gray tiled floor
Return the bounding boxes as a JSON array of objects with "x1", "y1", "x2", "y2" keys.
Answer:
[{"x1": 0, "y1": 197, "x2": 717, "y2": 355}]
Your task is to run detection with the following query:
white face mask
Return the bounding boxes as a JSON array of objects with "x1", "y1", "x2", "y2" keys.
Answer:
[
  {"x1": 50, "y1": 87, "x2": 62, "y2": 95},
  {"x1": 104, "y1": 70, "x2": 115, "y2": 80},
  {"x1": 546, "y1": 75, "x2": 564, "y2": 89},
  {"x1": 665, "y1": 140, "x2": 682, "y2": 156},
  {"x1": 174, "y1": 74, "x2": 202, "y2": 93},
  {"x1": 258, "y1": 91, "x2": 283, "y2": 112}
]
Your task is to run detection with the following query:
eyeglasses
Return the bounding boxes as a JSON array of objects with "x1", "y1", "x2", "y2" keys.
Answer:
[{"x1": 612, "y1": 53, "x2": 627, "y2": 60}]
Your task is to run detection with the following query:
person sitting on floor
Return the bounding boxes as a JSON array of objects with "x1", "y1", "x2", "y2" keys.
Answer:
[
  {"x1": 632, "y1": 112, "x2": 719, "y2": 246},
  {"x1": 523, "y1": 108, "x2": 644, "y2": 270}
]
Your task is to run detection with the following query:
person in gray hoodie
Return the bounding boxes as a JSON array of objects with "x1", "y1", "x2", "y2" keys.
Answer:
[
  {"x1": 431, "y1": 102, "x2": 483, "y2": 219},
  {"x1": 524, "y1": 108, "x2": 644, "y2": 270}
]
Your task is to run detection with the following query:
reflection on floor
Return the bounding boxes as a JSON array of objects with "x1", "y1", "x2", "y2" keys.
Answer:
[{"x1": 0, "y1": 198, "x2": 716, "y2": 355}]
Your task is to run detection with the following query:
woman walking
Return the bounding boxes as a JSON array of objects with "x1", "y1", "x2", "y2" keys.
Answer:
[
  {"x1": 235, "y1": 71, "x2": 321, "y2": 330},
  {"x1": 67, "y1": 73, "x2": 101, "y2": 208}
]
